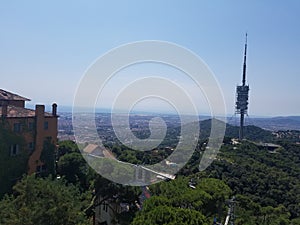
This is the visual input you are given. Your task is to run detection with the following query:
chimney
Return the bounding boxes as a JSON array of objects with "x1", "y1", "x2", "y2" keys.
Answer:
[
  {"x1": 35, "y1": 105, "x2": 45, "y2": 117},
  {"x1": 52, "y1": 103, "x2": 57, "y2": 116},
  {"x1": 1, "y1": 103, "x2": 8, "y2": 117}
]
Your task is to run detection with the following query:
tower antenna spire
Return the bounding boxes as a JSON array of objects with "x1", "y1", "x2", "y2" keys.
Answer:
[{"x1": 242, "y1": 33, "x2": 247, "y2": 86}]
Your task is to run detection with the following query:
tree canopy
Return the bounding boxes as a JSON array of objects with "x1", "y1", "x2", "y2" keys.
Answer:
[{"x1": 0, "y1": 175, "x2": 90, "y2": 225}]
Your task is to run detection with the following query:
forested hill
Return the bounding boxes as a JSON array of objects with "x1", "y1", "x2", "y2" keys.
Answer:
[
  {"x1": 230, "y1": 116, "x2": 300, "y2": 131},
  {"x1": 198, "y1": 140, "x2": 300, "y2": 224},
  {"x1": 144, "y1": 122, "x2": 300, "y2": 224},
  {"x1": 132, "y1": 138, "x2": 300, "y2": 224},
  {"x1": 199, "y1": 119, "x2": 274, "y2": 142}
]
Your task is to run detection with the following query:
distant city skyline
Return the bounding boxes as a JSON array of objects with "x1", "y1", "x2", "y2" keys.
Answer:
[{"x1": 1, "y1": 1, "x2": 300, "y2": 116}]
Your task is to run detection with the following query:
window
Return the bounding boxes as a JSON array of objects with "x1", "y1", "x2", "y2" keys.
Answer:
[
  {"x1": 28, "y1": 122, "x2": 34, "y2": 131},
  {"x1": 13, "y1": 123, "x2": 21, "y2": 132},
  {"x1": 10, "y1": 144, "x2": 20, "y2": 156},
  {"x1": 44, "y1": 121, "x2": 48, "y2": 130}
]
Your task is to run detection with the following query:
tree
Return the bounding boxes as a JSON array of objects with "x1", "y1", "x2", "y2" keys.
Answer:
[
  {"x1": 136, "y1": 177, "x2": 232, "y2": 224},
  {"x1": 0, "y1": 121, "x2": 27, "y2": 197},
  {"x1": 84, "y1": 174, "x2": 140, "y2": 224},
  {"x1": 0, "y1": 175, "x2": 90, "y2": 225},
  {"x1": 132, "y1": 204, "x2": 208, "y2": 225},
  {"x1": 57, "y1": 152, "x2": 91, "y2": 189},
  {"x1": 56, "y1": 140, "x2": 95, "y2": 191},
  {"x1": 197, "y1": 178, "x2": 232, "y2": 217},
  {"x1": 57, "y1": 140, "x2": 80, "y2": 157}
]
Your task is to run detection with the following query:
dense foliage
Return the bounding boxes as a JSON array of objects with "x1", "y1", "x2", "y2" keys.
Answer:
[
  {"x1": 177, "y1": 139, "x2": 300, "y2": 224},
  {"x1": 0, "y1": 121, "x2": 27, "y2": 197},
  {"x1": 56, "y1": 140, "x2": 95, "y2": 191},
  {"x1": 0, "y1": 175, "x2": 90, "y2": 225},
  {"x1": 133, "y1": 177, "x2": 231, "y2": 225},
  {"x1": 1, "y1": 118, "x2": 300, "y2": 224}
]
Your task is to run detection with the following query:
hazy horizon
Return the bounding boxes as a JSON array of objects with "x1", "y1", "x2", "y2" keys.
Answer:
[
  {"x1": 26, "y1": 103, "x2": 300, "y2": 119},
  {"x1": 1, "y1": 1, "x2": 300, "y2": 116}
]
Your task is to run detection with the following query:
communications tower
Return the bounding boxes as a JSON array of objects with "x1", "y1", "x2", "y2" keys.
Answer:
[{"x1": 235, "y1": 34, "x2": 250, "y2": 140}]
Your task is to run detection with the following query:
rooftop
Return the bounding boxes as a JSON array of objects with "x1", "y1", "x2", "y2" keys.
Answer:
[
  {"x1": 83, "y1": 144, "x2": 116, "y2": 159},
  {"x1": 0, "y1": 89, "x2": 30, "y2": 101},
  {"x1": 0, "y1": 105, "x2": 53, "y2": 118},
  {"x1": 83, "y1": 144, "x2": 100, "y2": 154}
]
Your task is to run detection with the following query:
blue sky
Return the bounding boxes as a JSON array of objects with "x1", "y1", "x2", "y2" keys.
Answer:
[{"x1": 1, "y1": 1, "x2": 300, "y2": 116}]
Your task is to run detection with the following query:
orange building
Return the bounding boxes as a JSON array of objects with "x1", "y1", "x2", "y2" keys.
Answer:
[{"x1": 0, "y1": 89, "x2": 58, "y2": 174}]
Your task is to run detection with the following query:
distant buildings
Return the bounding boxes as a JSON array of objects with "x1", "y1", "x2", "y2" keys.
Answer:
[{"x1": 0, "y1": 89, "x2": 58, "y2": 175}]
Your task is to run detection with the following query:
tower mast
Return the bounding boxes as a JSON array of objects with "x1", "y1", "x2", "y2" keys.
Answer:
[
  {"x1": 242, "y1": 33, "x2": 247, "y2": 86},
  {"x1": 236, "y1": 33, "x2": 250, "y2": 140}
]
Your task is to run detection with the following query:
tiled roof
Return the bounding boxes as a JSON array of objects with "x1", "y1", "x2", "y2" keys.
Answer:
[
  {"x1": 83, "y1": 144, "x2": 100, "y2": 154},
  {"x1": 0, "y1": 89, "x2": 30, "y2": 101},
  {"x1": 0, "y1": 105, "x2": 53, "y2": 118},
  {"x1": 83, "y1": 144, "x2": 116, "y2": 159}
]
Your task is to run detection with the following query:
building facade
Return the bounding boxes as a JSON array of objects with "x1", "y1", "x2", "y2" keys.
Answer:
[{"x1": 0, "y1": 89, "x2": 58, "y2": 175}]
